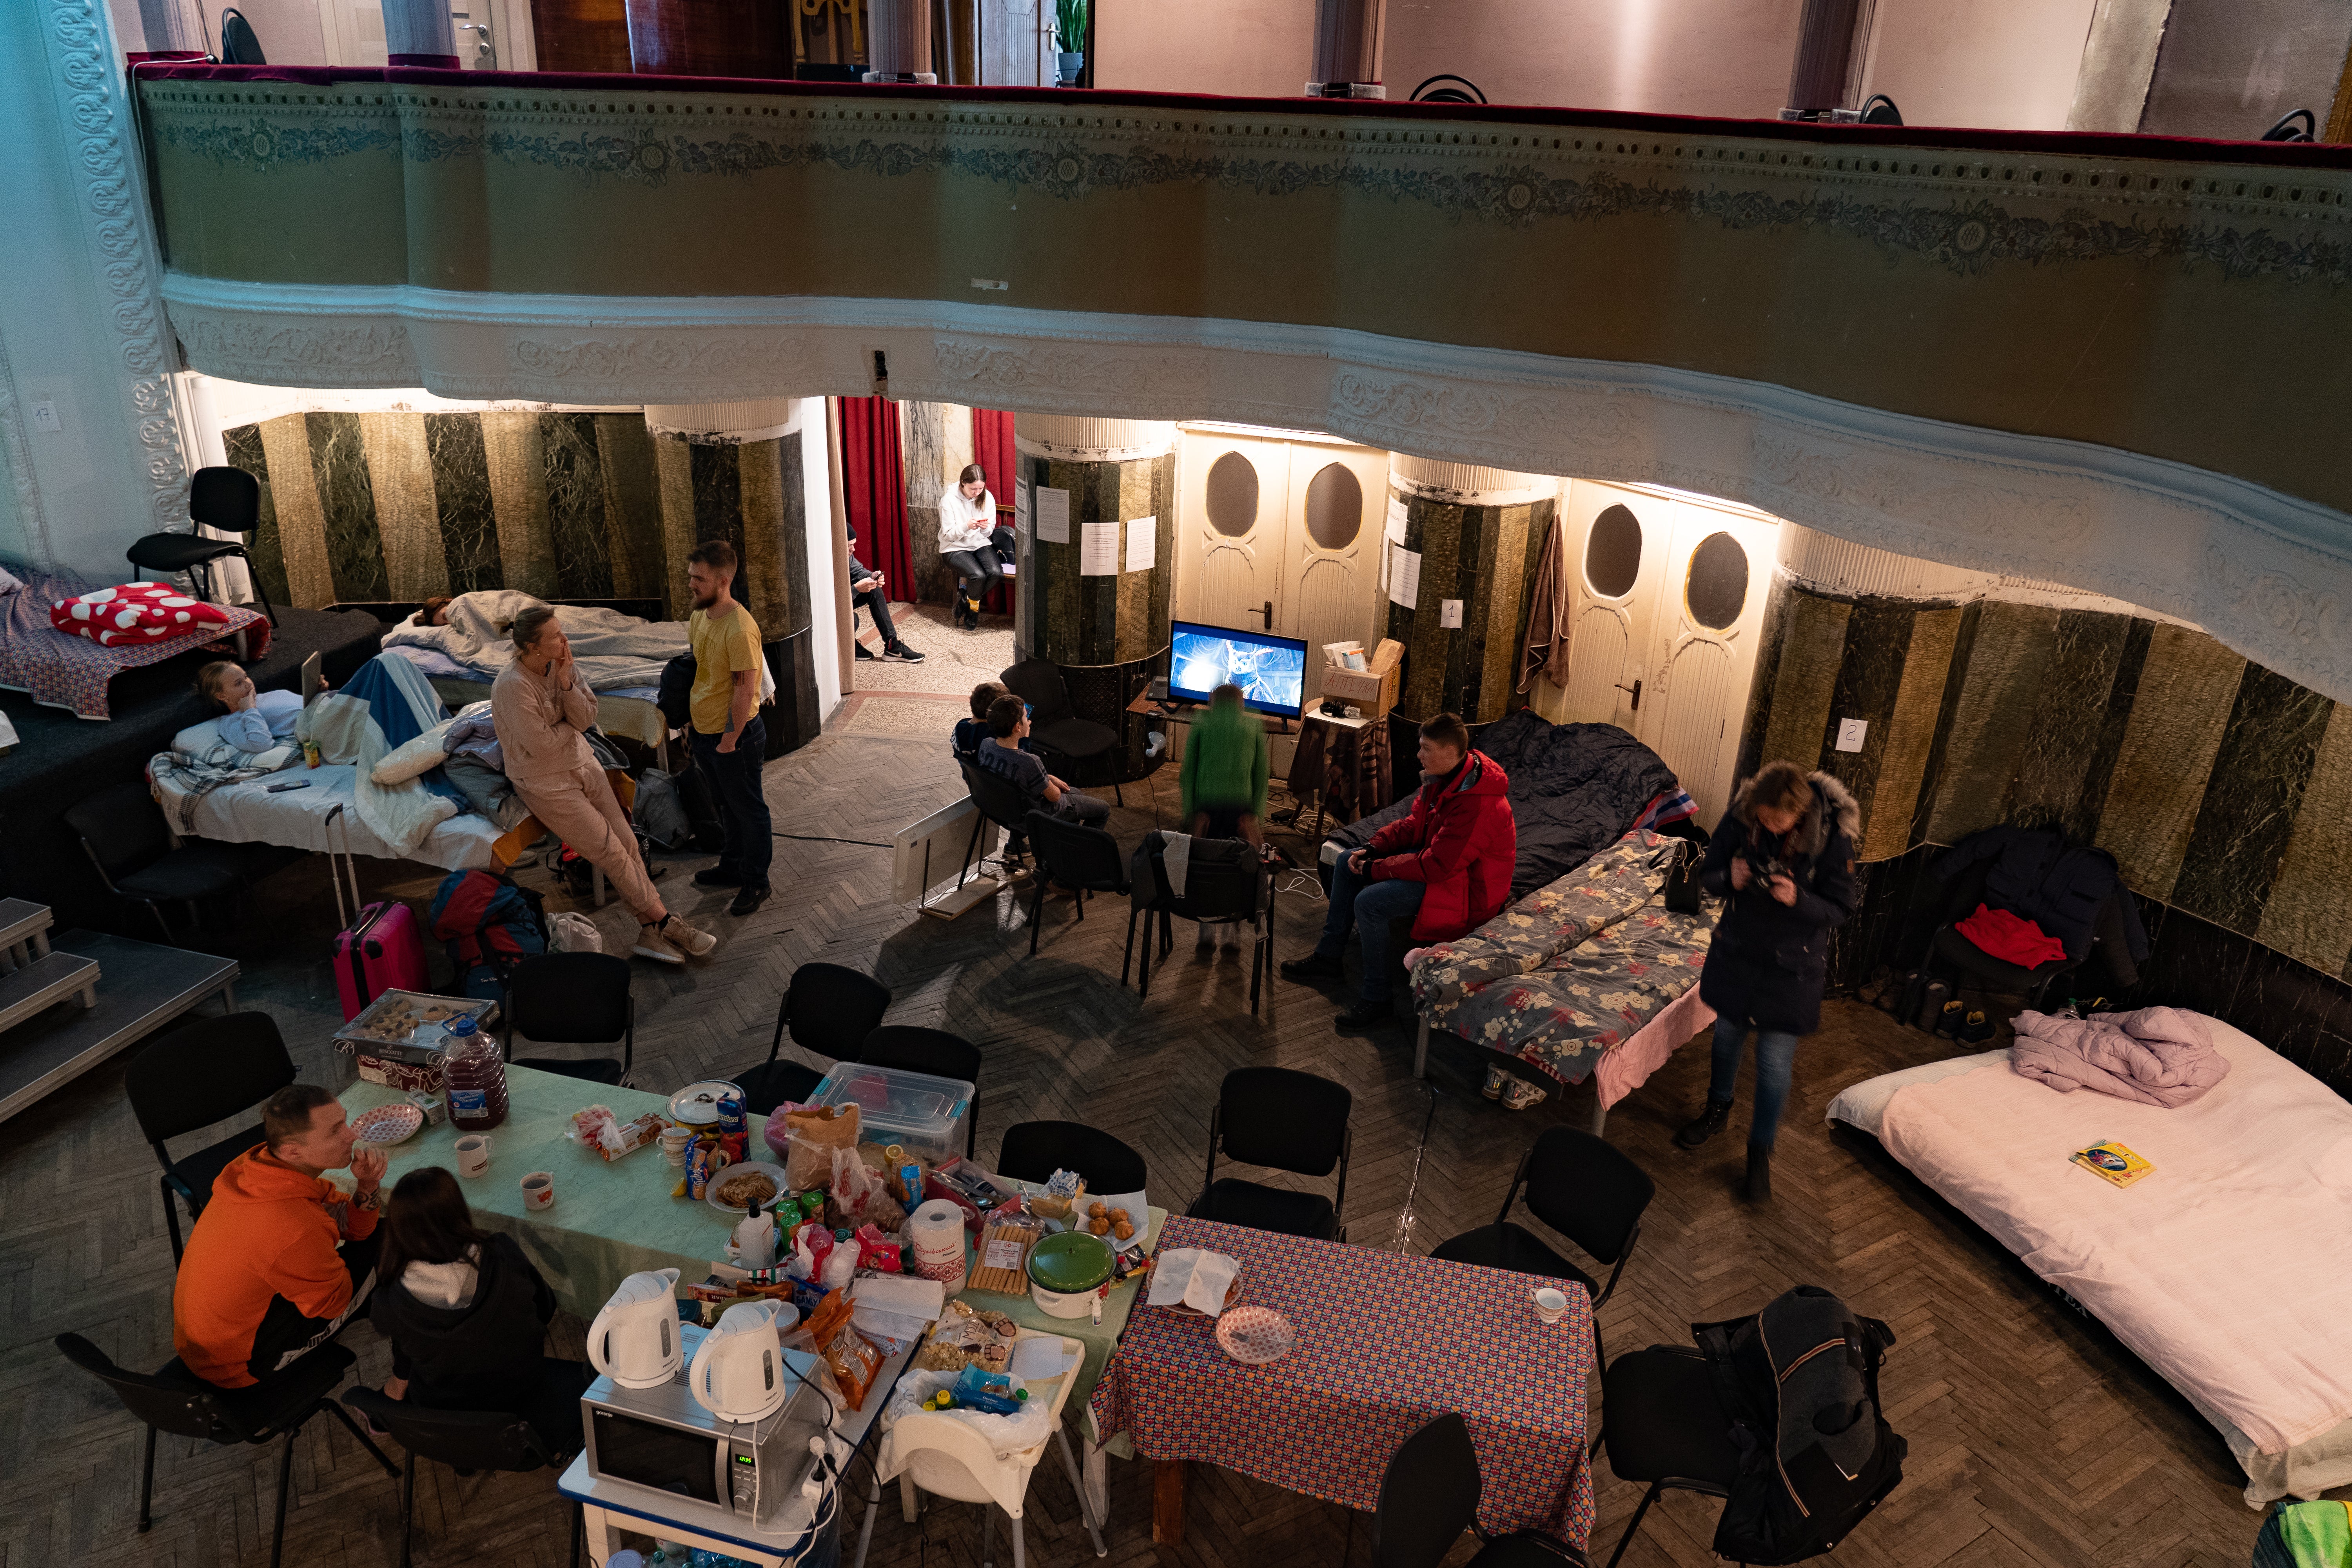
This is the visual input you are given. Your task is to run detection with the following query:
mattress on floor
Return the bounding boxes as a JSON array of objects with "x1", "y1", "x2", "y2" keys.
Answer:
[
  {"x1": 159, "y1": 762, "x2": 503, "y2": 871},
  {"x1": 1826, "y1": 1024, "x2": 2352, "y2": 1507}
]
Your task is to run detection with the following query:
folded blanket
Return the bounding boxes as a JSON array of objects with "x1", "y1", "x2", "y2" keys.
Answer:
[
  {"x1": 147, "y1": 742, "x2": 299, "y2": 832},
  {"x1": 300, "y1": 654, "x2": 461, "y2": 856},
  {"x1": 385, "y1": 591, "x2": 777, "y2": 702},
  {"x1": 2009, "y1": 1005, "x2": 2230, "y2": 1108}
]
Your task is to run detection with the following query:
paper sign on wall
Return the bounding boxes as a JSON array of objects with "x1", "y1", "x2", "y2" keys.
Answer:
[
  {"x1": 1079, "y1": 520, "x2": 1120, "y2": 576},
  {"x1": 1835, "y1": 718, "x2": 1868, "y2": 753},
  {"x1": 1388, "y1": 545, "x2": 1421, "y2": 610},
  {"x1": 1126, "y1": 516, "x2": 1156, "y2": 573},
  {"x1": 1440, "y1": 599, "x2": 1463, "y2": 628},
  {"x1": 1385, "y1": 497, "x2": 1408, "y2": 546},
  {"x1": 1013, "y1": 479, "x2": 1030, "y2": 533},
  {"x1": 1034, "y1": 486, "x2": 1070, "y2": 544}
]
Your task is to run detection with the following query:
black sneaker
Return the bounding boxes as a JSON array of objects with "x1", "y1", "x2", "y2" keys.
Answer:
[
  {"x1": 883, "y1": 642, "x2": 925, "y2": 662},
  {"x1": 853, "y1": 643, "x2": 878, "y2": 661},
  {"x1": 728, "y1": 885, "x2": 772, "y2": 917},
  {"x1": 1279, "y1": 951, "x2": 1345, "y2": 984},
  {"x1": 1332, "y1": 999, "x2": 1392, "y2": 1035},
  {"x1": 694, "y1": 867, "x2": 744, "y2": 888}
]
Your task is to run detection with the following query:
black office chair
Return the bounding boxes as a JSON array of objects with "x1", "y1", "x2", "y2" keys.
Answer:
[
  {"x1": 56, "y1": 1334, "x2": 395, "y2": 1568},
  {"x1": 65, "y1": 780, "x2": 254, "y2": 942},
  {"x1": 1430, "y1": 1127, "x2": 1653, "y2": 1361},
  {"x1": 345, "y1": 1388, "x2": 585, "y2": 1568},
  {"x1": 1127, "y1": 831, "x2": 1269, "y2": 1009},
  {"x1": 124, "y1": 1012, "x2": 297, "y2": 1264},
  {"x1": 1191, "y1": 1065, "x2": 1352, "y2": 1241},
  {"x1": 739, "y1": 961, "x2": 892, "y2": 1116},
  {"x1": 501, "y1": 952, "x2": 632, "y2": 1087},
  {"x1": 996, "y1": 1120, "x2": 1147, "y2": 1196},
  {"x1": 1001, "y1": 657, "x2": 1123, "y2": 805},
  {"x1": 858, "y1": 1024, "x2": 982, "y2": 1159},
  {"x1": 125, "y1": 466, "x2": 277, "y2": 626},
  {"x1": 1591, "y1": 1347, "x2": 1745, "y2": 1568},
  {"x1": 958, "y1": 759, "x2": 1034, "y2": 887},
  {"x1": 1373, "y1": 1412, "x2": 1590, "y2": 1568},
  {"x1": 1023, "y1": 809, "x2": 1129, "y2": 956}
]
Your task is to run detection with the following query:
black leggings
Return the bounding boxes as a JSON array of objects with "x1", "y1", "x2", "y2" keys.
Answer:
[{"x1": 945, "y1": 549, "x2": 1002, "y2": 605}]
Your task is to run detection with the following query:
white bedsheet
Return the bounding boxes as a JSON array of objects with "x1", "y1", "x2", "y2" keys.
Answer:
[
  {"x1": 1829, "y1": 1025, "x2": 2352, "y2": 1506},
  {"x1": 160, "y1": 762, "x2": 503, "y2": 871}
]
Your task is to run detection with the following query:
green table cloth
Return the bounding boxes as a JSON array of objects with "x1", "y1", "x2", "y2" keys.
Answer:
[{"x1": 950, "y1": 1204, "x2": 1167, "y2": 1417}]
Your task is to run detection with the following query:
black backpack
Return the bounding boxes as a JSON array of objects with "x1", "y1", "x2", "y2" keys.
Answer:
[
  {"x1": 1692, "y1": 1286, "x2": 1905, "y2": 1564},
  {"x1": 657, "y1": 652, "x2": 696, "y2": 730}
]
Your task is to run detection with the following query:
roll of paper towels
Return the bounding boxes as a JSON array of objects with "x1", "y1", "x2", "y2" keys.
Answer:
[{"x1": 908, "y1": 1199, "x2": 967, "y2": 1290}]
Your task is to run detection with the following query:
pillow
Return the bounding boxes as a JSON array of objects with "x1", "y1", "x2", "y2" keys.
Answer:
[
  {"x1": 170, "y1": 717, "x2": 230, "y2": 754},
  {"x1": 51, "y1": 582, "x2": 232, "y2": 647},
  {"x1": 0, "y1": 564, "x2": 22, "y2": 595},
  {"x1": 371, "y1": 723, "x2": 454, "y2": 785}
]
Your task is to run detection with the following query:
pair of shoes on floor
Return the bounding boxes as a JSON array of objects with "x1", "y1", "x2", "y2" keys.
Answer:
[
  {"x1": 853, "y1": 642, "x2": 879, "y2": 661},
  {"x1": 1957, "y1": 1009, "x2": 1998, "y2": 1045},
  {"x1": 729, "y1": 885, "x2": 772, "y2": 918},
  {"x1": 881, "y1": 641, "x2": 925, "y2": 662},
  {"x1": 633, "y1": 913, "x2": 717, "y2": 964},
  {"x1": 1279, "y1": 950, "x2": 1345, "y2": 984}
]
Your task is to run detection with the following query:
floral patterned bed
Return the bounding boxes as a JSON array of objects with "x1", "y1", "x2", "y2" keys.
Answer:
[{"x1": 1409, "y1": 830, "x2": 1717, "y2": 1086}]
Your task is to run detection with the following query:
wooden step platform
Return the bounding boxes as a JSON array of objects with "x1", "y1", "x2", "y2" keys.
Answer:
[
  {"x1": 0, "y1": 950, "x2": 100, "y2": 1036},
  {"x1": 0, "y1": 929, "x2": 238, "y2": 1124},
  {"x1": 0, "y1": 896, "x2": 54, "y2": 964}
]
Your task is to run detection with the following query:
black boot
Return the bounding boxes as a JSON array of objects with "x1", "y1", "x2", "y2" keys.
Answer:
[
  {"x1": 1745, "y1": 1142, "x2": 1773, "y2": 1202},
  {"x1": 1673, "y1": 1099, "x2": 1733, "y2": 1151},
  {"x1": 1280, "y1": 951, "x2": 1345, "y2": 984},
  {"x1": 1332, "y1": 998, "x2": 1393, "y2": 1035}
]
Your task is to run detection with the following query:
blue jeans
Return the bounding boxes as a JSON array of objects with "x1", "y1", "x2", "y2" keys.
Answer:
[
  {"x1": 1709, "y1": 1015, "x2": 1801, "y2": 1149},
  {"x1": 691, "y1": 715, "x2": 772, "y2": 892},
  {"x1": 1314, "y1": 857, "x2": 1425, "y2": 1004}
]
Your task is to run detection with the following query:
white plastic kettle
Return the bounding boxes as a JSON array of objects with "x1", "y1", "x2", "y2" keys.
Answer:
[
  {"x1": 689, "y1": 1300, "x2": 786, "y2": 1424},
  {"x1": 587, "y1": 1267, "x2": 684, "y2": 1389}
]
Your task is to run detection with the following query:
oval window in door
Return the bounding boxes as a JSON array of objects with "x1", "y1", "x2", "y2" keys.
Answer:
[
  {"x1": 1302, "y1": 463, "x2": 1364, "y2": 550},
  {"x1": 1584, "y1": 503, "x2": 1642, "y2": 597},
  {"x1": 1205, "y1": 451, "x2": 1259, "y2": 537},
  {"x1": 1685, "y1": 530, "x2": 1749, "y2": 631}
]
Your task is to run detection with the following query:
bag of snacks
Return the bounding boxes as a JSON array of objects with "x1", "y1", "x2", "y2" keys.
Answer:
[
  {"x1": 913, "y1": 1298, "x2": 1019, "y2": 1373},
  {"x1": 804, "y1": 1288, "x2": 885, "y2": 1410},
  {"x1": 828, "y1": 1144, "x2": 906, "y2": 1232},
  {"x1": 779, "y1": 1102, "x2": 859, "y2": 1191}
]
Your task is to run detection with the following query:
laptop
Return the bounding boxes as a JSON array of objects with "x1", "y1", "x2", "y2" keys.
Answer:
[{"x1": 300, "y1": 651, "x2": 322, "y2": 706}]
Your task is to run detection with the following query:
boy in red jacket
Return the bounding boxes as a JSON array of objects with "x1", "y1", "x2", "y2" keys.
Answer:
[
  {"x1": 172, "y1": 1084, "x2": 387, "y2": 1387},
  {"x1": 1283, "y1": 712, "x2": 1516, "y2": 1033}
]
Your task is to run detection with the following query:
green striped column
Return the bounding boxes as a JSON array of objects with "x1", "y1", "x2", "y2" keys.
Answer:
[{"x1": 1381, "y1": 455, "x2": 1559, "y2": 726}]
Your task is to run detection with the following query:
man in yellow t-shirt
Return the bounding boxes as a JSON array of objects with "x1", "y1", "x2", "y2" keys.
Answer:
[{"x1": 685, "y1": 540, "x2": 773, "y2": 916}]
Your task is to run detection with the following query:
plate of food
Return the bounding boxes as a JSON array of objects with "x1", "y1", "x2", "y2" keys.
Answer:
[
  {"x1": 704, "y1": 1160, "x2": 789, "y2": 1216},
  {"x1": 1071, "y1": 1194, "x2": 1149, "y2": 1253},
  {"x1": 1215, "y1": 1305, "x2": 1294, "y2": 1365},
  {"x1": 351, "y1": 1103, "x2": 425, "y2": 1147}
]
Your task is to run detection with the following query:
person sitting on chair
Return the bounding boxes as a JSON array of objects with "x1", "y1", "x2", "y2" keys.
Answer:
[
  {"x1": 978, "y1": 693, "x2": 1109, "y2": 826},
  {"x1": 366, "y1": 1166, "x2": 592, "y2": 1454},
  {"x1": 1178, "y1": 683, "x2": 1268, "y2": 848},
  {"x1": 1281, "y1": 711, "x2": 1515, "y2": 1035},
  {"x1": 172, "y1": 1085, "x2": 387, "y2": 1388},
  {"x1": 846, "y1": 521, "x2": 922, "y2": 663},
  {"x1": 952, "y1": 681, "x2": 1040, "y2": 764},
  {"x1": 939, "y1": 464, "x2": 1000, "y2": 630}
]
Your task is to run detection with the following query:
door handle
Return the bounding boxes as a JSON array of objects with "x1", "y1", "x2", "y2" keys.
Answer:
[
  {"x1": 1256, "y1": 601, "x2": 1273, "y2": 630},
  {"x1": 1615, "y1": 678, "x2": 1642, "y2": 711}
]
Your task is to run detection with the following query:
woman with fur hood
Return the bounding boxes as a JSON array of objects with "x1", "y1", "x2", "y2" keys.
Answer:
[{"x1": 1678, "y1": 760, "x2": 1861, "y2": 1200}]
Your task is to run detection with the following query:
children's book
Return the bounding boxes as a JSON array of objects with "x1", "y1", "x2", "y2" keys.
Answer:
[{"x1": 2070, "y1": 1140, "x2": 2154, "y2": 1188}]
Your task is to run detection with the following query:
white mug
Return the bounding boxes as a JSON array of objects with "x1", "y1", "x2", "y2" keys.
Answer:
[
  {"x1": 521, "y1": 1171, "x2": 555, "y2": 1210},
  {"x1": 454, "y1": 1134, "x2": 491, "y2": 1176},
  {"x1": 1532, "y1": 1286, "x2": 1569, "y2": 1325}
]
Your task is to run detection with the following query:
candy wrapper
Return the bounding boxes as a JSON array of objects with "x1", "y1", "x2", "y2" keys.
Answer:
[
  {"x1": 568, "y1": 1105, "x2": 664, "y2": 1161},
  {"x1": 855, "y1": 1223, "x2": 903, "y2": 1272}
]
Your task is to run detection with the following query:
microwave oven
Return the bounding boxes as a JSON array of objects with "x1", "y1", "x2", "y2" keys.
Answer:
[{"x1": 581, "y1": 1323, "x2": 829, "y2": 1534}]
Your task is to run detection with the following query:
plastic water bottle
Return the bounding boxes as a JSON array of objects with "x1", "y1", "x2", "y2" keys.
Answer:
[{"x1": 441, "y1": 1015, "x2": 508, "y2": 1130}]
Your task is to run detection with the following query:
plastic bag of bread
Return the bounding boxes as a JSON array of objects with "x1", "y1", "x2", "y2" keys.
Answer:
[
  {"x1": 779, "y1": 1103, "x2": 860, "y2": 1191},
  {"x1": 828, "y1": 1144, "x2": 907, "y2": 1232},
  {"x1": 801, "y1": 1288, "x2": 886, "y2": 1410}
]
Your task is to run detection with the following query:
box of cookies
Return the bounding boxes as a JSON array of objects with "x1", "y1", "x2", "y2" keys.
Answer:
[{"x1": 332, "y1": 991, "x2": 494, "y2": 1060}]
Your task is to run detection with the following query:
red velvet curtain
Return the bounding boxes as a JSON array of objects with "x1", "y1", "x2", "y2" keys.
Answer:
[
  {"x1": 971, "y1": 407, "x2": 1016, "y2": 613},
  {"x1": 837, "y1": 396, "x2": 909, "y2": 598}
]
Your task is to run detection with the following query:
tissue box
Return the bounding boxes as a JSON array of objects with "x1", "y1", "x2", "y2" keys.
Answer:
[{"x1": 1320, "y1": 638, "x2": 1404, "y2": 715}]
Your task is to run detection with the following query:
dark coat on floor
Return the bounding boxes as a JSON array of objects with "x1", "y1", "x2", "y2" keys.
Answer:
[{"x1": 1697, "y1": 771, "x2": 1862, "y2": 1035}]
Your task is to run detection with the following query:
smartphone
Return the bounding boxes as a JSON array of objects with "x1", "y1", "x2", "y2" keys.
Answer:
[{"x1": 266, "y1": 779, "x2": 312, "y2": 793}]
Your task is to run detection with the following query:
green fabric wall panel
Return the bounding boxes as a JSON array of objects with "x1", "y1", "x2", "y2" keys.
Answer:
[
  {"x1": 2093, "y1": 624, "x2": 2247, "y2": 901},
  {"x1": 1758, "y1": 595, "x2": 1850, "y2": 775},
  {"x1": 1858, "y1": 604, "x2": 1963, "y2": 862},
  {"x1": 1922, "y1": 601, "x2": 2059, "y2": 846}
]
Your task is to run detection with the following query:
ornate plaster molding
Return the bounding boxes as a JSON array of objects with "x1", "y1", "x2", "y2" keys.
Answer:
[
  {"x1": 45, "y1": 0, "x2": 188, "y2": 530},
  {"x1": 0, "y1": 325, "x2": 55, "y2": 567},
  {"x1": 157, "y1": 273, "x2": 2352, "y2": 703}
]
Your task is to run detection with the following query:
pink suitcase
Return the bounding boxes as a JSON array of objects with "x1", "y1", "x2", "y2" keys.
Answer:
[{"x1": 335, "y1": 900, "x2": 429, "y2": 1020}]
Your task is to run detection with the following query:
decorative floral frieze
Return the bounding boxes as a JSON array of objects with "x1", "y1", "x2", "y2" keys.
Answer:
[
  {"x1": 178, "y1": 317, "x2": 414, "y2": 372},
  {"x1": 1330, "y1": 372, "x2": 1631, "y2": 453},
  {"x1": 1752, "y1": 429, "x2": 2093, "y2": 545},
  {"x1": 933, "y1": 337, "x2": 1208, "y2": 399},
  {"x1": 511, "y1": 333, "x2": 808, "y2": 383}
]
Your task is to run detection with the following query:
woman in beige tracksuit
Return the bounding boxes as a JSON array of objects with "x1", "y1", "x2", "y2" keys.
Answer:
[{"x1": 492, "y1": 605, "x2": 716, "y2": 965}]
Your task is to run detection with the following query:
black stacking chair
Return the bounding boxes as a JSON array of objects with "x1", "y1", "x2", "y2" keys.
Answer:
[
  {"x1": 1001, "y1": 657, "x2": 1123, "y2": 804},
  {"x1": 65, "y1": 781, "x2": 254, "y2": 942},
  {"x1": 996, "y1": 1120, "x2": 1148, "y2": 1196},
  {"x1": 1373, "y1": 1412, "x2": 1590, "y2": 1568},
  {"x1": 739, "y1": 961, "x2": 892, "y2": 1115},
  {"x1": 1191, "y1": 1065, "x2": 1352, "y2": 1241},
  {"x1": 345, "y1": 1388, "x2": 585, "y2": 1568},
  {"x1": 1591, "y1": 1347, "x2": 1745, "y2": 1568},
  {"x1": 1922, "y1": 857, "x2": 2086, "y2": 1016},
  {"x1": 56, "y1": 1334, "x2": 396, "y2": 1568},
  {"x1": 958, "y1": 759, "x2": 1034, "y2": 886},
  {"x1": 125, "y1": 1012, "x2": 297, "y2": 1265},
  {"x1": 857, "y1": 1024, "x2": 982, "y2": 1158},
  {"x1": 1128, "y1": 833, "x2": 1270, "y2": 1009},
  {"x1": 1430, "y1": 1127, "x2": 1654, "y2": 1361},
  {"x1": 125, "y1": 465, "x2": 276, "y2": 626},
  {"x1": 1024, "y1": 809, "x2": 1129, "y2": 956},
  {"x1": 500, "y1": 952, "x2": 632, "y2": 1087}
]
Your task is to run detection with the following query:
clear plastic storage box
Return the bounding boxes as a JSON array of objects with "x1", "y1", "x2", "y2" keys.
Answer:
[{"x1": 808, "y1": 1061, "x2": 973, "y2": 1165}]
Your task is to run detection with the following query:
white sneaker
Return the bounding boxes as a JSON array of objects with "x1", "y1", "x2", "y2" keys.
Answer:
[{"x1": 632, "y1": 924, "x2": 685, "y2": 965}]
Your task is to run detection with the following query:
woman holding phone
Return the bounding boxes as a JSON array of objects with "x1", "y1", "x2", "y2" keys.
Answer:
[
  {"x1": 490, "y1": 604, "x2": 716, "y2": 965},
  {"x1": 939, "y1": 463, "x2": 1000, "y2": 630}
]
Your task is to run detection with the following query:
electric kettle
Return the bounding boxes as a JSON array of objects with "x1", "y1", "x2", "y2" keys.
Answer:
[
  {"x1": 689, "y1": 1300, "x2": 787, "y2": 1424},
  {"x1": 587, "y1": 1267, "x2": 684, "y2": 1389}
]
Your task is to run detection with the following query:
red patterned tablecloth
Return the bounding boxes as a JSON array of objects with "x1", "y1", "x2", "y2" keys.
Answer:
[{"x1": 1087, "y1": 1216, "x2": 1595, "y2": 1547}]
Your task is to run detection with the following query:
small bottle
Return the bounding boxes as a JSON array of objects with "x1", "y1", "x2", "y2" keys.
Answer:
[{"x1": 441, "y1": 1016, "x2": 509, "y2": 1131}]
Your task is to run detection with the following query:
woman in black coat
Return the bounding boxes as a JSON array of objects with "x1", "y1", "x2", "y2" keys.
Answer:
[{"x1": 1678, "y1": 761, "x2": 1861, "y2": 1201}]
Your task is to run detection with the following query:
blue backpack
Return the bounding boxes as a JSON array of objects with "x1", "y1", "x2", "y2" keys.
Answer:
[{"x1": 428, "y1": 869, "x2": 547, "y2": 1002}]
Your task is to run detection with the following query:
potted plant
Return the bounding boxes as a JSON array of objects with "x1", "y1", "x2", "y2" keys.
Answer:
[{"x1": 1053, "y1": 0, "x2": 1086, "y2": 84}]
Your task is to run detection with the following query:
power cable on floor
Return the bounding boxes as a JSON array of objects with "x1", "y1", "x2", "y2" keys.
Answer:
[
  {"x1": 772, "y1": 831, "x2": 893, "y2": 848},
  {"x1": 1388, "y1": 1079, "x2": 1441, "y2": 1253}
]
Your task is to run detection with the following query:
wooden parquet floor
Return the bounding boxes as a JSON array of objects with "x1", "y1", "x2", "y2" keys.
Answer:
[{"x1": 0, "y1": 699, "x2": 2313, "y2": 1568}]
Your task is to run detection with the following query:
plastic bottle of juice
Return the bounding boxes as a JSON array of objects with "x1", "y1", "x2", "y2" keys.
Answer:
[{"x1": 441, "y1": 1015, "x2": 509, "y2": 1131}]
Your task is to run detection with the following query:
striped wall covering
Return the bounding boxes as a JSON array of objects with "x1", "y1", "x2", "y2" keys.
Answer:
[
  {"x1": 1381, "y1": 492, "x2": 1557, "y2": 724},
  {"x1": 221, "y1": 412, "x2": 809, "y2": 636},
  {"x1": 1743, "y1": 583, "x2": 2352, "y2": 984},
  {"x1": 1013, "y1": 450, "x2": 1176, "y2": 670}
]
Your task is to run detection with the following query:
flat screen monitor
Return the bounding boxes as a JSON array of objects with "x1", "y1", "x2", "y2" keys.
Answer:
[{"x1": 1168, "y1": 620, "x2": 1309, "y2": 719}]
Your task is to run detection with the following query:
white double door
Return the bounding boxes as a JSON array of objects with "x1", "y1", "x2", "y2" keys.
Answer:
[
  {"x1": 1535, "y1": 479, "x2": 1780, "y2": 829},
  {"x1": 1173, "y1": 428, "x2": 1390, "y2": 706}
]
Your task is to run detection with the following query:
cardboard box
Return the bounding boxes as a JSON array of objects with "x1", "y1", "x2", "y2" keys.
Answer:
[{"x1": 1319, "y1": 638, "x2": 1404, "y2": 715}]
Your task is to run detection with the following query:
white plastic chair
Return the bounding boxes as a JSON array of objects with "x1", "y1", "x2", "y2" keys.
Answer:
[{"x1": 876, "y1": 1329, "x2": 1107, "y2": 1567}]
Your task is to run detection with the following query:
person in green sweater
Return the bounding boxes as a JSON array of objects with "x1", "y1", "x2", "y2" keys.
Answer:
[{"x1": 1180, "y1": 684, "x2": 1269, "y2": 848}]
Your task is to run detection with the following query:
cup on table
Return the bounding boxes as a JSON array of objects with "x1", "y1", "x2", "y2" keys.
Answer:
[
  {"x1": 521, "y1": 1171, "x2": 555, "y2": 1210},
  {"x1": 1532, "y1": 1286, "x2": 1569, "y2": 1326},
  {"x1": 658, "y1": 1125, "x2": 693, "y2": 1167},
  {"x1": 455, "y1": 1134, "x2": 491, "y2": 1176}
]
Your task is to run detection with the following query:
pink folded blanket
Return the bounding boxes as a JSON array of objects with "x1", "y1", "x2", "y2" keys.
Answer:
[{"x1": 2009, "y1": 1005, "x2": 2230, "y2": 1107}]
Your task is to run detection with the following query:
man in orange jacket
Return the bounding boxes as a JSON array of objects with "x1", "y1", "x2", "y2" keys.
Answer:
[{"x1": 172, "y1": 1084, "x2": 388, "y2": 1388}]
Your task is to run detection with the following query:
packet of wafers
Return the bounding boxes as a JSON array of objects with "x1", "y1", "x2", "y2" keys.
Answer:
[
  {"x1": 2070, "y1": 1139, "x2": 2153, "y2": 1188},
  {"x1": 968, "y1": 1213, "x2": 1043, "y2": 1295}
]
